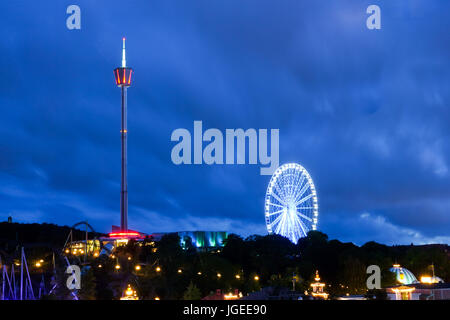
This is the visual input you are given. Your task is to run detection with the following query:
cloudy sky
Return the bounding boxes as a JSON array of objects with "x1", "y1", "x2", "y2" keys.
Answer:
[{"x1": 0, "y1": 1, "x2": 449, "y2": 245}]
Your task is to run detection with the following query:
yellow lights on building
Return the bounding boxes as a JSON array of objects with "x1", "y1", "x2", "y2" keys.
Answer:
[
  {"x1": 224, "y1": 292, "x2": 243, "y2": 300},
  {"x1": 217, "y1": 273, "x2": 222, "y2": 278},
  {"x1": 156, "y1": 266, "x2": 161, "y2": 272},
  {"x1": 65, "y1": 249, "x2": 70, "y2": 254},
  {"x1": 120, "y1": 284, "x2": 139, "y2": 300},
  {"x1": 224, "y1": 293, "x2": 239, "y2": 300},
  {"x1": 154, "y1": 297, "x2": 160, "y2": 300},
  {"x1": 314, "y1": 272, "x2": 321, "y2": 282},
  {"x1": 254, "y1": 275, "x2": 259, "y2": 281},
  {"x1": 135, "y1": 265, "x2": 141, "y2": 271},
  {"x1": 178, "y1": 269, "x2": 183, "y2": 274},
  {"x1": 420, "y1": 275, "x2": 443, "y2": 284},
  {"x1": 197, "y1": 271, "x2": 202, "y2": 275},
  {"x1": 235, "y1": 274, "x2": 241, "y2": 279},
  {"x1": 390, "y1": 286, "x2": 415, "y2": 300},
  {"x1": 115, "y1": 264, "x2": 121, "y2": 270},
  {"x1": 310, "y1": 270, "x2": 329, "y2": 300},
  {"x1": 116, "y1": 239, "x2": 129, "y2": 246},
  {"x1": 35, "y1": 262, "x2": 41, "y2": 268},
  {"x1": 127, "y1": 256, "x2": 132, "y2": 261},
  {"x1": 93, "y1": 252, "x2": 99, "y2": 257},
  {"x1": 421, "y1": 276, "x2": 433, "y2": 284},
  {"x1": 98, "y1": 264, "x2": 102, "y2": 268}
]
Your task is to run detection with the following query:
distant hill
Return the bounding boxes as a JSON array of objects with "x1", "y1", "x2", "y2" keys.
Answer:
[{"x1": 0, "y1": 222, "x2": 106, "y2": 250}]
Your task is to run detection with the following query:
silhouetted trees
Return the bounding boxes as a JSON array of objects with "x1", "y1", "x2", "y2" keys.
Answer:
[{"x1": 0, "y1": 223, "x2": 448, "y2": 300}]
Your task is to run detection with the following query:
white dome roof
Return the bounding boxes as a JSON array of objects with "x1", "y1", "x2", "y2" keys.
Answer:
[{"x1": 389, "y1": 265, "x2": 419, "y2": 284}]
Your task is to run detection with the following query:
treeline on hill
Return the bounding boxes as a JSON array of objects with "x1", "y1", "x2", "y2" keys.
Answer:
[
  {"x1": 74, "y1": 231, "x2": 449, "y2": 300},
  {"x1": 0, "y1": 222, "x2": 105, "y2": 254},
  {"x1": 0, "y1": 222, "x2": 449, "y2": 300}
]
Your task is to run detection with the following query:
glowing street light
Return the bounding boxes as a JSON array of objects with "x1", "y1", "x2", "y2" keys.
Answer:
[
  {"x1": 217, "y1": 273, "x2": 222, "y2": 278},
  {"x1": 254, "y1": 275, "x2": 260, "y2": 281},
  {"x1": 235, "y1": 274, "x2": 241, "y2": 279},
  {"x1": 135, "y1": 265, "x2": 141, "y2": 271},
  {"x1": 115, "y1": 264, "x2": 121, "y2": 270},
  {"x1": 156, "y1": 266, "x2": 161, "y2": 272},
  {"x1": 178, "y1": 269, "x2": 183, "y2": 274}
]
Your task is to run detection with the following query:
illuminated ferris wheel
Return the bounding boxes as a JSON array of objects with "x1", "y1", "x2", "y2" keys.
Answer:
[{"x1": 264, "y1": 163, "x2": 319, "y2": 244}]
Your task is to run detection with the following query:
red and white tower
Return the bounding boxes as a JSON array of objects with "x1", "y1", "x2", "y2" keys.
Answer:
[{"x1": 114, "y1": 38, "x2": 133, "y2": 231}]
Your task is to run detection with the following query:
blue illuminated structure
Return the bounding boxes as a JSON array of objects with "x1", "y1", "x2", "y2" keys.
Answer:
[
  {"x1": 178, "y1": 231, "x2": 227, "y2": 250},
  {"x1": 151, "y1": 231, "x2": 228, "y2": 251},
  {"x1": 389, "y1": 264, "x2": 419, "y2": 285}
]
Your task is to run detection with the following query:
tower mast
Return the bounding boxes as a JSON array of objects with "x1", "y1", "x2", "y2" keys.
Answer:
[{"x1": 114, "y1": 38, "x2": 133, "y2": 231}]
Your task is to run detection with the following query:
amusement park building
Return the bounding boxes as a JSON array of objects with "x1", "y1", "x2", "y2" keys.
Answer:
[{"x1": 65, "y1": 229, "x2": 228, "y2": 257}]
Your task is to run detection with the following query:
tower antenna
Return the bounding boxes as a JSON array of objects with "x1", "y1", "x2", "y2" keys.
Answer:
[{"x1": 122, "y1": 37, "x2": 127, "y2": 68}]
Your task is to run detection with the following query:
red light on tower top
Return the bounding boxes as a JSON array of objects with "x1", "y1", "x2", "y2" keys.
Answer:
[{"x1": 114, "y1": 38, "x2": 133, "y2": 87}]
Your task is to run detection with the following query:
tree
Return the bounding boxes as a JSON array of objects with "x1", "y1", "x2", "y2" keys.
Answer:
[
  {"x1": 79, "y1": 267, "x2": 96, "y2": 300},
  {"x1": 183, "y1": 281, "x2": 201, "y2": 300}
]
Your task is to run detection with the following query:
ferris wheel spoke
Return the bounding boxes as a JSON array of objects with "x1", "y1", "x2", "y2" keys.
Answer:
[
  {"x1": 293, "y1": 182, "x2": 310, "y2": 204},
  {"x1": 274, "y1": 176, "x2": 289, "y2": 201},
  {"x1": 296, "y1": 206, "x2": 314, "y2": 210},
  {"x1": 269, "y1": 212, "x2": 284, "y2": 230},
  {"x1": 295, "y1": 210, "x2": 312, "y2": 222},
  {"x1": 270, "y1": 192, "x2": 287, "y2": 206},
  {"x1": 276, "y1": 213, "x2": 289, "y2": 235},
  {"x1": 295, "y1": 193, "x2": 313, "y2": 206},
  {"x1": 268, "y1": 202, "x2": 285, "y2": 209},
  {"x1": 296, "y1": 217, "x2": 308, "y2": 238},
  {"x1": 267, "y1": 209, "x2": 284, "y2": 217},
  {"x1": 290, "y1": 172, "x2": 305, "y2": 199}
]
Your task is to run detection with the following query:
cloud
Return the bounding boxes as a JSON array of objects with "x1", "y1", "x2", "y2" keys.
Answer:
[
  {"x1": 0, "y1": 1, "x2": 449, "y2": 246},
  {"x1": 324, "y1": 212, "x2": 450, "y2": 246},
  {"x1": 130, "y1": 207, "x2": 267, "y2": 237}
]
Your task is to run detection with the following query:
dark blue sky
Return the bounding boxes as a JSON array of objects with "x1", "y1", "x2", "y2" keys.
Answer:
[{"x1": 0, "y1": 1, "x2": 449, "y2": 245}]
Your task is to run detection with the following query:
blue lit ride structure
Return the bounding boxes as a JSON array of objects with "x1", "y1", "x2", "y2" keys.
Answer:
[
  {"x1": 389, "y1": 264, "x2": 419, "y2": 284},
  {"x1": 265, "y1": 163, "x2": 319, "y2": 244},
  {"x1": 178, "y1": 231, "x2": 227, "y2": 250}
]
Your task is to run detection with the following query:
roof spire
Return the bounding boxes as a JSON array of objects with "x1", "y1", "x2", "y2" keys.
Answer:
[{"x1": 122, "y1": 37, "x2": 127, "y2": 68}]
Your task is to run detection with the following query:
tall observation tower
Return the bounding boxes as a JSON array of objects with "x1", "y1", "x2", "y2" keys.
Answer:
[{"x1": 114, "y1": 38, "x2": 133, "y2": 231}]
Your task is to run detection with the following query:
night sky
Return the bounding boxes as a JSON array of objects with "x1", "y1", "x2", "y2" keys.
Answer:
[{"x1": 1, "y1": 1, "x2": 449, "y2": 245}]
